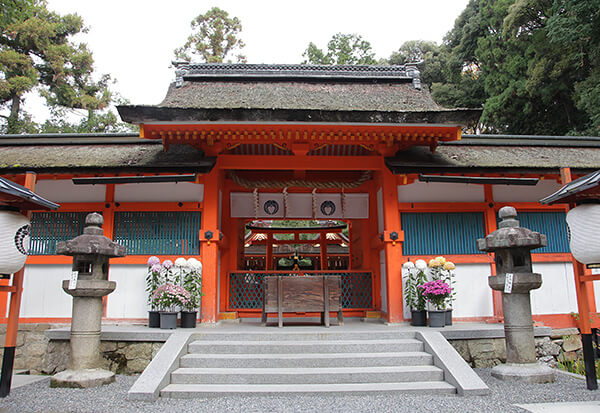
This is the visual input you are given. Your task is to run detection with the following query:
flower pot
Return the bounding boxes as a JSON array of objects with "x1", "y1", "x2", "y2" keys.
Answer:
[
  {"x1": 445, "y1": 309, "x2": 453, "y2": 326},
  {"x1": 180, "y1": 310, "x2": 197, "y2": 328},
  {"x1": 410, "y1": 310, "x2": 427, "y2": 326},
  {"x1": 159, "y1": 311, "x2": 178, "y2": 329},
  {"x1": 428, "y1": 310, "x2": 446, "y2": 328},
  {"x1": 148, "y1": 310, "x2": 160, "y2": 328}
]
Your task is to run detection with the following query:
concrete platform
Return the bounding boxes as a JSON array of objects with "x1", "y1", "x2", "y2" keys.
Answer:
[
  {"x1": 10, "y1": 372, "x2": 49, "y2": 390},
  {"x1": 45, "y1": 318, "x2": 552, "y2": 342}
]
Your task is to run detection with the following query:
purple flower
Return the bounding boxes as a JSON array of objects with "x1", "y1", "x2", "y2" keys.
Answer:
[
  {"x1": 162, "y1": 260, "x2": 173, "y2": 269},
  {"x1": 147, "y1": 256, "x2": 160, "y2": 266},
  {"x1": 150, "y1": 263, "x2": 162, "y2": 274}
]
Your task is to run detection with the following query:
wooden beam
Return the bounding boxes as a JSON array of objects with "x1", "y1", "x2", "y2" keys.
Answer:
[{"x1": 218, "y1": 155, "x2": 383, "y2": 171}]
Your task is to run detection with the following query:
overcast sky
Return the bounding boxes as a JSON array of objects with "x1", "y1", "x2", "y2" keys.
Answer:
[{"x1": 29, "y1": 0, "x2": 470, "y2": 120}]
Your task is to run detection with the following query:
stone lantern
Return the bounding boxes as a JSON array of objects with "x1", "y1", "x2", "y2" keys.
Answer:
[
  {"x1": 477, "y1": 206, "x2": 555, "y2": 383},
  {"x1": 51, "y1": 213, "x2": 126, "y2": 388}
]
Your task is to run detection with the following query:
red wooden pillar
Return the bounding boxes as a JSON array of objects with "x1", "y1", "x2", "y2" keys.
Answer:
[
  {"x1": 266, "y1": 234, "x2": 273, "y2": 271},
  {"x1": 560, "y1": 167, "x2": 598, "y2": 389},
  {"x1": 381, "y1": 167, "x2": 404, "y2": 323},
  {"x1": 0, "y1": 172, "x2": 36, "y2": 397},
  {"x1": 320, "y1": 232, "x2": 328, "y2": 270},
  {"x1": 200, "y1": 166, "x2": 221, "y2": 324}
]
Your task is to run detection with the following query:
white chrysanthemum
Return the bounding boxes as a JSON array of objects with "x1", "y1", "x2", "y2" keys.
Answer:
[
  {"x1": 174, "y1": 257, "x2": 188, "y2": 268},
  {"x1": 415, "y1": 259, "x2": 427, "y2": 271},
  {"x1": 402, "y1": 261, "x2": 415, "y2": 269},
  {"x1": 187, "y1": 258, "x2": 203, "y2": 272}
]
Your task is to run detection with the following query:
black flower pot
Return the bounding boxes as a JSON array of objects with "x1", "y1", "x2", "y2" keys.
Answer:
[
  {"x1": 159, "y1": 311, "x2": 178, "y2": 329},
  {"x1": 180, "y1": 310, "x2": 197, "y2": 328},
  {"x1": 410, "y1": 309, "x2": 427, "y2": 326},
  {"x1": 428, "y1": 310, "x2": 446, "y2": 328},
  {"x1": 445, "y1": 309, "x2": 453, "y2": 326},
  {"x1": 148, "y1": 310, "x2": 160, "y2": 328}
]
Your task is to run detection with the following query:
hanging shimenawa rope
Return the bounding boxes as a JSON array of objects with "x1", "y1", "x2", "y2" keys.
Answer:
[{"x1": 228, "y1": 171, "x2": 372, "y2": 189}]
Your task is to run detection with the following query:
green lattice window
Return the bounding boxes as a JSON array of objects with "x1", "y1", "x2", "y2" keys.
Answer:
[
  {"x1": 113, "y1": 211, "x2": 202, "y2": 255},
  {"x1": 30, "y1": 211, "x2": 93, "y2": 255}
]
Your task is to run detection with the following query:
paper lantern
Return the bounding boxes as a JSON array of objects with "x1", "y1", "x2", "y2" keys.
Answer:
[
  {"x1": 566, "y1": 204, "x2": 600, "y2": 267},
  {"x1": 0, "y1": 210, "x2": 30, "y2": 276}
]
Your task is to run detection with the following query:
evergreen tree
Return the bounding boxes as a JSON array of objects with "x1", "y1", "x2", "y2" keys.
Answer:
[
  {"x1": 0, "y1": 0, "x2": 114, "y2": 134},
  {"x1": 302, "y1": 33, "x2": 377, "y2": 65},
  {"x1": 174, "y1": 7, "x2": 246, "y2": 63}
]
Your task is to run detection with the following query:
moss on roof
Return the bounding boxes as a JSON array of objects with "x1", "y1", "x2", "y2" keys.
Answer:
[{"x1": 0, "y1": 144, "x2": 214, "y2": 174}]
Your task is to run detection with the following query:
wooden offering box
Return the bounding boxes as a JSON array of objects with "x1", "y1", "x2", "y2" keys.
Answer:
[{"x1": 262, "y1": 275, "x2": 344, "y2": 327}]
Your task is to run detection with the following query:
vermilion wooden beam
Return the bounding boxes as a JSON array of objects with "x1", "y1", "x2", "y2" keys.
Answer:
[
  {"x1": 1, "y1": 172, "x2": 36, "y2": 397},
  {"x1": 218, "y1": 154, "x2": 383, "y2": 171},
  {"x1": 560, "y1": 167, "x2": 597, "y2": 335},
  {"x1": 381, "y1": 167, "x2": 404, "y2": 323},
  {"x1": 199, "y1": 167, "x2": 221, "y2": 324}
]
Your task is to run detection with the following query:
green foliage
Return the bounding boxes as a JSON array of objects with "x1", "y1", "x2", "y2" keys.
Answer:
[
  {"x1": 388, "y1": 40, "x2": 446, "y2": 86},
  {"x1": 174, "y1": 7, "x2": 245, "y2": 63},
  {"x1": 39, "y1": 108, "x2": 136, "y2": 134},
  {"x1": 0, "y1": 0, "x2": 116, "y2": 134},
  {"x1": 0, "y1": 0, "x2": 35, "y2": 27},
  {"x1": 426, "y1": 0, "x2": 599, "y2": 135},
  {"x1": 179, "y1": 268, "x2": 203, "y2": 311},
  {"x1": 302, "y1": 33, "x2": 377, "y2": 65},
  {"x1": 403, "y1": 267, "x2": 428, "y2": 311}
]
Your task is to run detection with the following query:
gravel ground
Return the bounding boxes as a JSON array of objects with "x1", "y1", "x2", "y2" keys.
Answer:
[{"x1": 1, "y1": 369, "x2": 600, "y2": 413}]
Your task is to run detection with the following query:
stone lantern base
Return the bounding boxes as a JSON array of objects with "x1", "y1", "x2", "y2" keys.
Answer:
[
  {"x1": 491, "y1": 363, "x2": 555, "y2": 383},
  {"x1": 50, "y1": 368, "x2": 115, "y2": 388}
]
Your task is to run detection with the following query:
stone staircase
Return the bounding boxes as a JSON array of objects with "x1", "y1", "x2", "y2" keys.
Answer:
[{"x1": 160, "y1": 330, "x2": 459, "y2": 398}]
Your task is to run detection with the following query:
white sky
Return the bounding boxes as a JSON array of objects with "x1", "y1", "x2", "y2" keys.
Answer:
[{"x1": 26, "y1": 0, "x2": 470, "y2": 121}]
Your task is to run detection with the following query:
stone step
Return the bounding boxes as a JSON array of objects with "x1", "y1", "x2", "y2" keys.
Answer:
[
  {"x1": 170, "y1": 365, "x2": 444, "y2": 385},
  {"x1": 187, "y1": 339, "x2": 423, "y2": 354},
  {"x1": 160, "y1": 381, "x2": 457, "y2": 398},
  {"x1": 179, "y1": 351, "x2": 434, "y2": 368},
  {"x1": 190, "y1": 331, "x2": 417, "y2": 342}
]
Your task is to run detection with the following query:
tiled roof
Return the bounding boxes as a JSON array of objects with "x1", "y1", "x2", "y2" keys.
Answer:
[{"x1": 173, "y1": 63, "x2": 419, "y2": 85}]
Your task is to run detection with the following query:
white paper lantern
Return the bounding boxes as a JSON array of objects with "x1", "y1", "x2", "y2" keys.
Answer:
[
  {"x1": 0, "y1": 210, "x2": 30, "y2": 275},
  {"x1": 566, "y1": 204, "x2": 600, "y2": 266}
]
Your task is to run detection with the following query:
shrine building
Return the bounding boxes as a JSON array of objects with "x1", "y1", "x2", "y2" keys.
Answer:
[{"x1": 1, "y1": 63, "x2": 598, "y2": 328}]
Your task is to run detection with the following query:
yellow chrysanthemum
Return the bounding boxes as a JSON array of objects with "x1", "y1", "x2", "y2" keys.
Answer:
[
  {"x1": 429, "y1": 258, "x2": 442, "y2": 268},
  {"x1": 435, "y1": 256, "x2": 447, "y2": 265},
  {"x1": 443, "y1": 261, "x2": 455, "y2": 271}
]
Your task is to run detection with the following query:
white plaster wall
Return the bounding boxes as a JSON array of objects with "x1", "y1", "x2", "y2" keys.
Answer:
[
  {"x1": 531, "y1": 262, "x2": 578, "y2": 315},
  {"x1": 492, "y1": 180, "x2": 563, "y2": 203},
  {"x1": 35, "y1": 180, "x2": 106, "y2": 203},
  {"x1": 403, "y1": 263, "x2": 493, "y2": 319},
  {"x1": 20, "y1": 265, "x2": 72, "y2": 318},
  {"x1": 451, "y1": 263, "x2": 494, "y2": 318},
  {"x1": 398, "y1": 182, "x2": 484, "y2": 203},
  {"x1": 114, "y1": 182, "x2": 203, "y2": 203},
  {"x1": 106, "y1": 265, "x2": 148, "y2": 319}
]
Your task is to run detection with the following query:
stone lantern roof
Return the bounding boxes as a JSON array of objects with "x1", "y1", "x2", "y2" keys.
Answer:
[
  {"x1": 56, "y1": 213, "x2": 126, "y2": 257},
  {"x1": 477, "y1": 207, "x2": 547, "y2": 251}
]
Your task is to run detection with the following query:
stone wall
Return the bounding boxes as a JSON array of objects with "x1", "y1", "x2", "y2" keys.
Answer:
[
  {"x1": 535, "y1": 328, "x2": 582, "y2": 367},
  {"x1": 448, "y1": 327, "x2": 583, "y2": 368},
  {"x1": 0, "y1": 323, "x2": 162, "y2": 375},
  {"x1": 449, "y1": 338, "x2": 507, "y2": 368}
]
